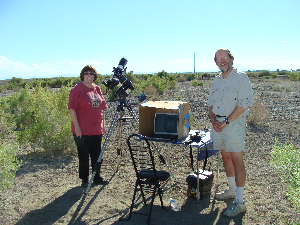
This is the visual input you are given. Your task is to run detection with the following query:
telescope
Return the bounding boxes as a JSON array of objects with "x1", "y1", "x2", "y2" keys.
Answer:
[{"x1": 102, "y1": 57, "x2": 146, "y2": 102}]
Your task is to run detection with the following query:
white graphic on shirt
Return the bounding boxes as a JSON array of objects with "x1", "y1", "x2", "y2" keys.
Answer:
[{"x1": 88, "y1": 92, "x2": 101, "y2": 107}]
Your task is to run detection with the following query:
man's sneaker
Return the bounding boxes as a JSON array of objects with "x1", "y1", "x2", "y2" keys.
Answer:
[
  {"x1": 224, "y1": 199, "x2": 247, "y2": 217},
  {"x1": 81, "y1": 179, "x2": 88, "y2": 188},
  {"x1": 215, "y1": 189, "x2": 236, "y2": 200}
]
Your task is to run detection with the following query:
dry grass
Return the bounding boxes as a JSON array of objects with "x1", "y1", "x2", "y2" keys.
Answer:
[{"x1": 247, "y1": 101, "x2": 269, "y2": 126}]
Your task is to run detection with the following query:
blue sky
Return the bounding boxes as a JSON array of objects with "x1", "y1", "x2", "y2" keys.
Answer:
[{"x1": 0, "y1": 0, "x2": 299, "y2": 80}]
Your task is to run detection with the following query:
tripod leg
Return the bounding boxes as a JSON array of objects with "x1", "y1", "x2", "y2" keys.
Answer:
[
  {"x1": 116, "y1": 110, "x2": 124, "y2": 171},
  {"x1": 126, "y1": 102, "x2": 139, "y2": 122},
  {"x1": 85, "y1": 109, "x2": 120, "y2": 194}
]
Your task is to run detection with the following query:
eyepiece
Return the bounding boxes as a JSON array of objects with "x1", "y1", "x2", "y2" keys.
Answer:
[{"x1": 118, "y1": 58, "x2": 128, "y2": 67}]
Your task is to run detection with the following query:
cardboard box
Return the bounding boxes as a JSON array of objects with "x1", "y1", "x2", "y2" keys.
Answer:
[{"x1": 139, "y1": 101, "x2": 190, "y2": 140}]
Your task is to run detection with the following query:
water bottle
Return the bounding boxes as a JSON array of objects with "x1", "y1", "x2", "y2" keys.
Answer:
[{"x1": 170, "y1": 198, "x2": 179, "y2": 211}]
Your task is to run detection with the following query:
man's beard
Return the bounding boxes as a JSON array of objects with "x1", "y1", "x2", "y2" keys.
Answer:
[{"x1": 220, "y1": 63, "x2": 233, "y2": 74}]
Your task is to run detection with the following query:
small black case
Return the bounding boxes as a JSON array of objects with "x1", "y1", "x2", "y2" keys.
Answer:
[{"x1": 186, "y1": 169, "x2": 214, "y2": 199}]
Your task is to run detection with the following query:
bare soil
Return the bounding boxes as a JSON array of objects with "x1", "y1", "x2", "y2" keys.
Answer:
[{"x1": 0, "y1": 78, "x2": 299, "y2": 225}]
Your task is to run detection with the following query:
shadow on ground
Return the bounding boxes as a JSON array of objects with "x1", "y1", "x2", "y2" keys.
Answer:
[{"x1": 15, "y1": 186, "x2": 83, "y2": 225}]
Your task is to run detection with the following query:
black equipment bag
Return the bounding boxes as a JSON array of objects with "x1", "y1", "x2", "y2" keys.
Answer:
[
  {"x1": 186, "y1": 141, "x2": 214, "y2": 199},
  {"x1": 186, "y1": 169, "x2": 214, "y2": 198}
]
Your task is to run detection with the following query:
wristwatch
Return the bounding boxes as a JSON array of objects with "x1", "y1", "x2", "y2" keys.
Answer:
[{"x1": 224, "y1": 118, "x2": 229, "y2": 124}]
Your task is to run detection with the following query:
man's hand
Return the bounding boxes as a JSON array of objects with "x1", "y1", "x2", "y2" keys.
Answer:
[{"x1": 212, "y1": 120, "x2": 226, "y2": 132}]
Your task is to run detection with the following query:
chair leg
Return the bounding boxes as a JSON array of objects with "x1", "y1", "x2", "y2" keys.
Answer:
[
  {"x1": 138, "y1": 181, "x2": 147, "y2": 206},
  {"x1": 127, "y1": 181, "x2": 139, "y2": 220},
  {"x1": 147, "y1": 184, "x2": 158, "y2": 224},
  {"x1": 157, "y1": 185, "x2": 165, "y2": 209}
]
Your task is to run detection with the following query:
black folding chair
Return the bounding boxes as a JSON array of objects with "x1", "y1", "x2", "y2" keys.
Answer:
[{"x1": 121, "y1": 134, "x2": 170, "y2": 224}]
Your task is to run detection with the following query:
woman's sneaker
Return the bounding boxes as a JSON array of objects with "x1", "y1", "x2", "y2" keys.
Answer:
[
  {"x1": 215, "y1": 189, "x2": 236, "y2": 200},
  {"x1": 224, "y1": 199, "x2": 247, "y2": 217},
  {"x1": 94, "y1": 175, "x2": 108, "y2": 185},
  {"x1": 81, "y1": 179, "x2": 88, "y2": 188}
]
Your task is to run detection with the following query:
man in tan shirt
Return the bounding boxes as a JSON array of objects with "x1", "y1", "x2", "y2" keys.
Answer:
[{"x1": 207, "y1": 48, "x2": 254, "y2": 217}]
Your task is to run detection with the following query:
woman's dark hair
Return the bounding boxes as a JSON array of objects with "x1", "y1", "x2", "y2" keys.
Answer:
[{"x1": 80, "y1": 65, "x2": 98, "y2": 81}]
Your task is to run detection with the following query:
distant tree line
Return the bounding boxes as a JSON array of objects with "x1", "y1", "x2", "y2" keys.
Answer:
[{"x1": 0, "y1": 70, "x2": 299, "y2": 94}]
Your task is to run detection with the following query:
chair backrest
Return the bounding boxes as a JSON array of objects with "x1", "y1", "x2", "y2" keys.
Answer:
[{"x1": 127, "y1": 134, "x2": 159, "y2": 181}]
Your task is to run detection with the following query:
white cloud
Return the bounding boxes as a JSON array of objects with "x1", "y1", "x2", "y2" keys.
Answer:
[
  {"x1": 57, "y1": 61, "x2": 104, "y2": 66},
  {"x1": 90, "y1": 61, "x2": 105, "y2": 65},
  {"x1": 170, "y1": 59, "x2": 193, "y2": 63},
  {"x1": 235, "y1": 57, "x2": 300, "y2": 70},
  {"x1": 0, "y1": 55, "x2": 26, "y2": 70},
  {"x1": 0, "y1": 56, "x2": 107, "y2": 79},
  {"x1": 42, "y1": 63, "x2": 53, "y2": 66},
  {"x1": 0, "y1": 55, "x2": 64, "y2": 79}
]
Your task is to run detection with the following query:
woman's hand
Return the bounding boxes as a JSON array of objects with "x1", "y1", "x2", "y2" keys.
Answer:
[{"x1": 75, "y1": 126, "x2": 82, "y2": 138}]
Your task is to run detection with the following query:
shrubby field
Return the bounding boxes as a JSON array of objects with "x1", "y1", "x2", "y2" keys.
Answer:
[{"x1": 0, "y1": 72, "x2": 299, "y2": 224}]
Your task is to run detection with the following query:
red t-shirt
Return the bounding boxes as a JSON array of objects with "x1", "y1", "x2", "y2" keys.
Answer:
[{"x1": 68, "y1": 82, "x2": 107, "y2": 135}]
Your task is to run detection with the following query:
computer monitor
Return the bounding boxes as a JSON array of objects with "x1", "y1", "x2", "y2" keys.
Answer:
[{"x1": 154, "y1": 113, "x2": 178, "y2": 137}]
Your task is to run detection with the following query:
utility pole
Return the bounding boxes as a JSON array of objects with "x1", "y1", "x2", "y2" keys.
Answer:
[{"x1": 194, "y1": 53, "x2": 195, "y2": 74}]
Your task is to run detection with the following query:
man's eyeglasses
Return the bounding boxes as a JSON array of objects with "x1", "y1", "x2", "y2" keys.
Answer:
[
  {"x1": 215, "y1": 56, "x2": 229, "y2": 62},
  {"x1": 84, "y1": 72, "x2": 95, "y2": 75}
]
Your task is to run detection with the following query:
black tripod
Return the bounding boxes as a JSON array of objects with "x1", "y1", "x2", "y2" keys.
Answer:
[{"x1": 85, "y1": 97, "x2": 177, "y2": 194}]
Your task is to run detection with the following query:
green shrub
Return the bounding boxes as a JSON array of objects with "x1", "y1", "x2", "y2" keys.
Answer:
[
  {"x1": 157, "y1": 70, "x2": 168, "y2": 78},
  {"x1": 168, "y1": 80, "x2": 176, "y2": 89},
  {"x1": 151, "y1": 77, "x2": 168, "y2": 95},
  {"x1": 270, "y1": 139, "x2": 300, "y2": 214},
  {"x1": 201, "y1": 73, "x2": 210, "y2": 79},
  {"x1": 138, "y1": 75, "x2": 169, "y2": 95},
  {"x1": 258, "y1": 70, "x2": 272, "y2": 77},
  {"x1": 277, "y1": 71, "x2": 286, "y2": 75},
  {"x1": 0, "y1": 100, "x2": 15, "y2": 140},
  {"x1": 0, "y1": 139, "x2": 22, "y2": 190},
  {"x1": 246, "y1": 72, "x2": 258, "y2": 78},
  {"x1": 7, "y1": 85, "x2": 75, "y2": 155},
  {"x1": 287, "y1": 72, "x2": 300, "y2": 81},
  {"x1": 185, "y1": 73, "x2": 197, "y2": 81},
  {"x1": 192, "y1": 80, "x2": 204, "y2": 87}
]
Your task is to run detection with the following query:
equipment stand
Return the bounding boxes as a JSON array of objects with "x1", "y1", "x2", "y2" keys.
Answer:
[{"x1": 85, "y1": 99, "x2": 177, "y2": 194}]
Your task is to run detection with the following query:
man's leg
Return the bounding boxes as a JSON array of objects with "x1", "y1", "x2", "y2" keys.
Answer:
[
  {"x1": 230, "y1": 151, "x2": 246, "y2": 200},
  {"x1": 215, "y1": 149, "x2": 236, "y2": 199},
  {"x1": 222, "y1": 149, "x2": 235, "y2": 178},
  {"x1": 230, "y1": 151, "x2": 246, "y2": 186},
  {"x1": 224, "y1": 151, "x2": 247, "y2": 217}
]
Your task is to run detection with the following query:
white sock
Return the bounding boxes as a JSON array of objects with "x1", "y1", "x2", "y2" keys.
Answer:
[
  {"x1": 236, "y1": 186, "x2": 244, "y2": 202},
  {"x1": 227, "y1": 177, "x2": 236, "y2": 192}
]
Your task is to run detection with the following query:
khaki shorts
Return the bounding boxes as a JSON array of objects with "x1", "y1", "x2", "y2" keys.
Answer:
[{"x1": 211, "y1": 116, "x2": 246, "y2": 152}]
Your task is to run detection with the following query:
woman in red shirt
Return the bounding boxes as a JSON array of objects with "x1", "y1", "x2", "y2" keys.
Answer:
[{"x1": 68, "y1": 65, "x2": 108, "y2": 187}]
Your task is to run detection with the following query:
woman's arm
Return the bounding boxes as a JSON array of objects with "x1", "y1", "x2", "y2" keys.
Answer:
[{"x1": 69, "y1": 108, "x2": 82, "y2": 138}]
